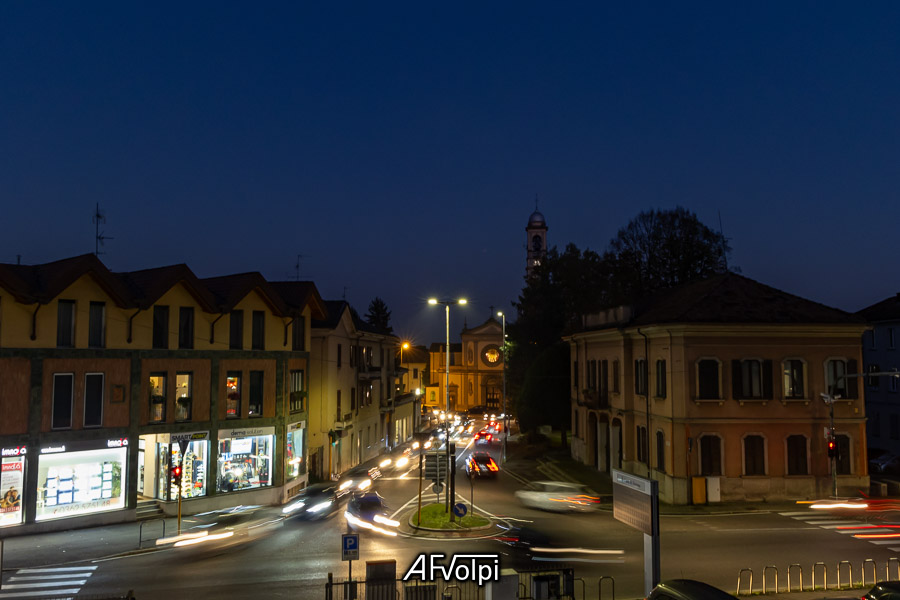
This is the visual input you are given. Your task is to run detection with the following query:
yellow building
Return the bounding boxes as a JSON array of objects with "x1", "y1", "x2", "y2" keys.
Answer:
[{"x1": 566, "y1": 273, "x2": 869, "y2": 504}]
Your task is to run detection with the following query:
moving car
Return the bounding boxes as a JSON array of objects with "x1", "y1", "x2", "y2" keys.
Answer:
[
  {"x1": 493, "y1": 525, "x2": 623, "y2": 568},
  {"x1": 282, "y1": 483, "x2": 340, "y2": 520},
  {"x1": 160, "y1": 505, "x2": 282, "y2": 554},
  {"x1": 474, "y1": 429, "x2": 499, "y2": 446},
  {"x1": 647, "y1": 580, "x2": 739, "y2": 600},
  {"x1": 345, "y1": 492, "x2": 400, "y2": 537},
  {"x1": 466, "y1": 451, "x2": 500, "y2": 478},
  {"x1": 514, "y1": 481, "x2": 601, "y2": 512},
  {"x1": 337, "y1": 464, "x2": 382, "y2": 496}
]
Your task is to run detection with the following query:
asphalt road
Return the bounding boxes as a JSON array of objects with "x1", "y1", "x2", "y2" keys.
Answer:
[{"x1": 4, "y1": 426, "x2": 900, "y2": 599}]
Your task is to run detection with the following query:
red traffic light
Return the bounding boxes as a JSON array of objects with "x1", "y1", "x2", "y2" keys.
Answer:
[{"x1": 172, "y1": 465, "x2": 182, "y2": 479}]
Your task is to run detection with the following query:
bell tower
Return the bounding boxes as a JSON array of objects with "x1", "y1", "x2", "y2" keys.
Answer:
[{"x1": 525, "y1": 200, "x2": 548, "y2": 278}]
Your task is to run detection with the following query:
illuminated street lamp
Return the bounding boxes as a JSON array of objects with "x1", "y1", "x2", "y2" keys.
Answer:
[
  {"x1": 497, "y1": 311, "x2": 508, "y2": 463},
  {"x1": 428, "y1": 297, "x2": 467, "y2": 519}
]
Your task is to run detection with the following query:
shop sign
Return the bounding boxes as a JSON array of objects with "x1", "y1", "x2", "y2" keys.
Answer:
[
  {"x1": 41, "y1": 445, "x2": 67, "y2": 454},
  {"x1": 1, "y1": 446, "x2": 27, "y2": 457},
  {"x1": 287, "y1": 421, "x2": 306, "y2": 433},
  {"x1": 219, "y1": 426, "x2": 275, "y2": 439},
  {"x1": 106, "y1": 438, "x2": 129, "y2": 448},
  {"x1": 170, "y1": 431, "x2": 209, "y2": 443}
]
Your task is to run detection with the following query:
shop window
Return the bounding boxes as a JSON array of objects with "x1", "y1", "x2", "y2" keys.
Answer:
[
  {"x1": 634, "y1": 359, "x2": 648, "y2": 396},
  {"x1": 743, "y1": 435, "x2": 765, "y2": 475},
  {"x1": 835, "y1": 434, "x2": 851, "y2": 475},
  {"x1": 226, "y1": 372, "x2": 242, "y2": 419},
  {"x1": 655, "y1": 360, "x2": 666, "y2": 398},
  {"x1": 217, "y1": 432, "x2": 273, "y2": 492},
  {"x1": 175, "y1": 373, "x2": 192, "y2": 421},
  {"x1": 656, "y1": 430, "x2": 665, "y2": 473},
  {"x1": 57, "y1": 300, "x2": 75, "y2": 348},
  {"x1": 52, "y1": 373, "x2": 74, "y2": 430},
  {"x1": 251, "y1": 311, "x2": 265, "y2": 350},
  {"x1": 697, "y1": 359, "x2": 720, "y2": 399},
  {"x1": 699, "y1": 435, "x2": 722, "y2": 476},
  {"x1": 178, "y1": 307, "x2": 194, "y2": 349},
  {"x1": 249, "y1": 370, "x2": 264, "y2": 417},
  {"x1": 88, "y1": 302, "x2": 105, "y2": 348},
  {"x1": 166, "y1": 440, "x2": 209, "y2": 500},
  {"x1": 83, "y1": 373, "x2": 104, "y2": 428},
  {"x1": 783, "y1": 359, "x2": 805, "y2": 399},
  {"x1": 286, "y1": 424, "x2": 306, "y2": 480},
  {"x1": 0, "y1": 454, "x2": 25, "y2": 526},
  {"x1": 229, "y1": 310, "x2": 243, "y2": 350},
  {"x1": 152, "y1": 306, "x2": 169, "y2": 349},
  {"x1": 289, "y1": 370, "x2": 305, "y2": 413},
  {"x1": 149, "y1": 373, "x2": 167, "y2": 422},
  {"x1": 291, "y1": 317, "x2": 305, "y2": 351},
  {"x1": 786, "y1": 435, "x2": 808, "y2": 475},
  {"x1": 36, "y1": 446, "x2": 126, "y2": 522}
]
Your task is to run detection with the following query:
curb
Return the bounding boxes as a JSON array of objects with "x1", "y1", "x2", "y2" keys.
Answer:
[{"x1": 404, "y1": 508, "x2": 495, "y2": 534}]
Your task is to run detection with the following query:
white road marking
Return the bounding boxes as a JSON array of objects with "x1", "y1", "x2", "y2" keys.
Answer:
[
  {"x1": 15, "y1": 567, "x2": 96, "y2": 573},
  {"x1": 818, "y1": 523, "x2": 866, "y2": 529},
  {"x1": 0, "y1": 590, "x2": 80, "y2": 599},
  {"x1": 779, "y1": 511, "x2": 815, "y2": 516},
  {"x1": 9, "y1": 574, "x2": 93, "y2": 581},
  {"x1": 868, "y1": 540, "x2": 900, "y2": 545},
  {"x1": 1, "y1": 581, "x2": 87, "y2": 589},
  {"x1": 805, "y1": 520, "x2": 863, "y2": 525}
]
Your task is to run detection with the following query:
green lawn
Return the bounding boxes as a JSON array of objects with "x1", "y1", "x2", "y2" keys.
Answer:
[{"x1": 411, "y1": 502, "x2": 490, "y2": 529}]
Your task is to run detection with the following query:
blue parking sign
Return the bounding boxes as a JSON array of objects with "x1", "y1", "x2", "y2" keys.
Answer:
[{"x1": 342, "y1": 533, "x2": 359, "y2": 561}]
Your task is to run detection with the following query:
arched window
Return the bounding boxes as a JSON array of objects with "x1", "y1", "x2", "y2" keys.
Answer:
[{"x1": 532, "y1": 234, "x2": 542, "y2": 251}]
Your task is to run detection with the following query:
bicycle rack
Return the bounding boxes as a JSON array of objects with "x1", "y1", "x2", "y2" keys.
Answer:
[
  {"x1": 518, "y1": 582, "x2": 527, "y2": 599},
  {"x1": 813, "y1": 562, "x2": 828, "y2": 590},
  {"x1": 863, "y1": 559, "x2": 877, "y2": 587},
  {"x1": 889, "y1": 557, "x2": 900, "y2": 581},
  {"x1": 788, "y1": 564, "x2": 803, "y2": 592},
  {"x1": 762, "y1": 566, "x2": 778, "y2": 594},
  {"x1": 441, "y1": 584, "x2": 461, "y2": 599},
  {"x1": 837, "y1": 561, "x2": 853, "y2": 589},
  {"x1": 138, "y1": 517, "x2": 166, "y2": 548},
  {"x1": 572, "y1": 577, "x2": 586, "y2": 600},
  {"x1": 736, "y1": 568, "x2": 753, "y2": 595},
  {"x1": 598, "y1": 575, "x2": 615, "y2": 600}
]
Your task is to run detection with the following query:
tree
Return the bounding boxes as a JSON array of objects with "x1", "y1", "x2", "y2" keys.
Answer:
[
  {"x1": 364, "y1": 297, "x2": 393, "y2": 332},
  {"x1": 514, "y1": 342, "x2": 571, "y2": 443}
]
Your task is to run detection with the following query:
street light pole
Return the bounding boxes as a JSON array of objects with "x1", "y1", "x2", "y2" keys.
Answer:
[{"x1": 498, "y1": 311, "x2": 507, "y2": 463}]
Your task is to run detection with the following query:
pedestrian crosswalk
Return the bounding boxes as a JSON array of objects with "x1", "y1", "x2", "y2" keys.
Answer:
[
  {"x1": 0, "y1": 565, "x2": 97, "y2": 599},
  {"x1": 779, "y1": 510, "x2": 900, "y2": 552}
]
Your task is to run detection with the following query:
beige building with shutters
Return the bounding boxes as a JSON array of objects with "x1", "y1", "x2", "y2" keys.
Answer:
[{"x1": 566, "y1": 273, "x2": 869, "y2": 504}]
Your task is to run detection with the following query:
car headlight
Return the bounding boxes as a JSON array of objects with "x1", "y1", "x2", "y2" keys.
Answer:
[
  {"x1": 282, "y1": 500, "x2": 305, "y2": 515},
  {"x1": 373, "y1": 514, "x2": 400, "y2": 527},
  {"x1": 339, "y1": 480, "x2": 353, "y2": 491},
  {"x1": 307, "y1": 501, "x2": 333, "y2": 513},
  {"x1": 357, "y1": 479, "x2": 372, "y2": 490},
  {"x1": 395, "y1": 456, "x2": 410, "y2": 468}
]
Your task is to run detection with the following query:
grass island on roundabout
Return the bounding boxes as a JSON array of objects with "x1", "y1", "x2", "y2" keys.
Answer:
[{"x1": 410, "y1": 502, "x2": 492, "y2": 530}]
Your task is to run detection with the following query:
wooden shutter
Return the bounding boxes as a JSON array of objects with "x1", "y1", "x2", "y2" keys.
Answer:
[{"x1": 732, "y1": 360, "x2": 742, "y2": 399}]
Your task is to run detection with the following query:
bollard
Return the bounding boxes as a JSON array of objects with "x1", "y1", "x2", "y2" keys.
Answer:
[
  {"x1": 837, "y1": 561, "x2": 853, "y2": 589},
  {"x1": 598, "y1": 575, "x2": 615, "y2": 600},
  {"x1": 736, "y1": 569, "x2": 753, "y2": 596},
  {"x1": 813, "y1": 562, "x2": 828, "y2": 591},
  {"x1": 788, "y1": 564, "x2": 803, "y2": 592}
]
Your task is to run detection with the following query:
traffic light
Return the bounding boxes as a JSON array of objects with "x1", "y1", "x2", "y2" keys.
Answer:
[
  {"x1": 172, "y1": 464, "x2": 182, "y2": 483},
  {"x1": 827, "y1": 438, "x2": 837, "y2": 458}
]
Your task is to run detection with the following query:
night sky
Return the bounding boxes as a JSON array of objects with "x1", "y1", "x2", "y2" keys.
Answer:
[{"x1": 3, "y1": 3, "x2": 900, "y2": 345}]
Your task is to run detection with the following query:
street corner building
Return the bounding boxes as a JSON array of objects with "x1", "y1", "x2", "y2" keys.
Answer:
[
  {"x1": 0, "y1": 253, "x2": 330, "y2": 535},
  {"x1": 565, "y1": 272, "x2": 871, "y2": 505}
]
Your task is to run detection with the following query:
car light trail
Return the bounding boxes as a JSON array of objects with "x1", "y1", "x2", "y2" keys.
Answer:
[{"x1": 174, "y1": 531, "x2": 235, "y2": 547}]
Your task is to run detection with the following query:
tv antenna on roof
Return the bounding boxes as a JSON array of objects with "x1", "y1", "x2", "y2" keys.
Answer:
[{"x1": 93, "y1": 203, "x2": 114, "y2": 256}]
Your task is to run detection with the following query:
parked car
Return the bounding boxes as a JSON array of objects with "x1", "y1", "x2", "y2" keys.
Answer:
[
  {"x1": 282, "y1": 483, "x2": 340, "y2": 520},
  {"x1": 514, "y1": 481, "x2": 601, "y2": 512},
  {"x1": 647, "y1": 580, "x2": 739, "y2": 600},
  {"x1": 861, "y1": 581, "x2": 900, "y2": 600},
  {"x1": 466, "y1": 451, "x2": 500, "y2": 478},
  {"x1": 870, "y1": 453, "x2": 900, "y2": 475},
  {"x1": 345, "y1": 492, "x2": 400, "y2": 537}
]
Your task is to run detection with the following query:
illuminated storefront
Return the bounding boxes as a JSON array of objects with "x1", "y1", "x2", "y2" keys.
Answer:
[
  {"x1": 35, "y1": 439, "x2": 128, "y2": 522},
  {"x1": 139, "y1": 432, "x2": 209, "y2": 502},
  {"x1": 285, "y1": 421, "x2": 306, "y2": 480},
  {"x1": 217, "y1": 427, "x2": 274, "y2": 493},
  {"x1": 1, "y1": 446, "x2": 27, "y2": 527}
]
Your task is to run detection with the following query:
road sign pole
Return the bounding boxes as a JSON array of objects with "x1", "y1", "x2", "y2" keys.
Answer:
[
  {"x1": 470, "y1": 473, "x2": 474, "y2": 517},
  {"x1": 449, "y1": 443, "x2": 457, "y2": 523},
  {"x1": 416, "y1": 452, "x2": 424, "y2": 527}
]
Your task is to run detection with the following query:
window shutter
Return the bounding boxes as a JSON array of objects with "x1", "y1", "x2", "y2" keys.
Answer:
[
  {"x1": 732, "y1": 360, "x2": 742, "y2": 399},
  {"x1": 847, "y1": 359, "x2": 859, "y2": 399},
  {"x1": 762, "y1": 360, "x2": 773, "y2": 399}
]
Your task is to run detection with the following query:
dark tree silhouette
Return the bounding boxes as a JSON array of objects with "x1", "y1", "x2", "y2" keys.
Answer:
[{"x1": 364, "y1": 297, "x2": 393, "y2": 333}]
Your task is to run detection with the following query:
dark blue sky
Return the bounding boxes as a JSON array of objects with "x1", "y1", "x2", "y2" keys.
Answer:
[{"x1": 3, "y1": 3, "x2": 900, "y2": 345}]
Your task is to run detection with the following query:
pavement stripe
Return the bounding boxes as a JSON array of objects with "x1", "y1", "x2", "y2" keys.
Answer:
[
  {"x1": 868, "y1": 540, "x2": 900, "y2": 545},
  {"x1": 779, "y1": 511, "x2": 814, "y2": 516},
  {"x1": 10, "y1": 574, "x2": 92, "y2": 580},
  {"x1": 806, "y1": 520, "x2": 864, "y2": 525},
  {"x1": 819, "y1": 523, "x2": 866, "y2": 529},
  {"x1": 16, "y1": 566, "x2": 97, "y2": 573},
  {"x1": 0, "y1": 591, "x2": 80, "y2": 599},
  {"x1": 0, "y1": 581, "x2": 87, "y2": 589},
  {"x1": 890, "y1": 547, "x2": 900, "y2": 552}
]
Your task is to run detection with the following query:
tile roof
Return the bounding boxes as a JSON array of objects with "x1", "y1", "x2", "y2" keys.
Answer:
[
  {"x1": 115, "y1": 263, "x2": 218, "y2": 311},
  {"x1": 200, "y1": 272, "x2": 287, "y2": 315},
  {"x1": 857, "y1": 294, "x2": 900, "y2": 322},
  {"x1": 1, "y1": 254, "x2": 133, "y2": 307},
  {"x1": 269, "y1": 281, "x2": 328, "y2": 320}
]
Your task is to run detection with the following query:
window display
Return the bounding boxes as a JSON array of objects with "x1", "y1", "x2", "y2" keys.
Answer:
[
  {"x1": 285, "y1": 422, "x2": 305, "y2": 480},
  {"x1": 1, "y1": 452, "x2": 25, "y2": 527},
  {"x1": 217, "y1": 427, "x2": 274, "y2": 492},
  {"x1": 36, "y1": 446, "x2": 126, "y2": 521},
  {"x1": 168, "y1": 440, "x2": 208, "y2": 500}
]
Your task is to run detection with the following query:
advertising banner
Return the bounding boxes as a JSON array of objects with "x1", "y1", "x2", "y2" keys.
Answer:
[{"x1": 0, "y1": 456, "x2": 26, "y2": 527}]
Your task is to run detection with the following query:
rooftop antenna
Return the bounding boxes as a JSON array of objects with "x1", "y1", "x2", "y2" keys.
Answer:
[
  {"x1": 342, "y1": 286, "x2": 348, "y2": 301},
  {"x1": 717, "y1": 211, "x2": 730, "y2": 271},
  {"x1": 92, "y1": 203, "x2": 113, "y2": 256},
  {"x1": 294, "y1": 254, "x2": 303, "y2": 281}
]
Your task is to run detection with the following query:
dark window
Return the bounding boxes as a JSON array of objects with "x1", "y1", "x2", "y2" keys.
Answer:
[
  {"x1": 656, "y1": 430, "x2": 665, "y2": 473},
  {"x1": 226, "y1": 372, "x2": 242, "y2": 418},
  {"x1": 249, "y1": 370, "x2": 264, "y2": 417},
  {"x1": 868, "y1": 364, "x2": 881, "y2": 389},
  {"x1": 153, "y1": 306, "x2": 169, "y2": 349},
  {"x1": 149, "y1": 373, "x2": 167, "y2": 422},
  {"x1": 890, "y1": 328, "x2": 896, "y2": 349},
  {"x1": 742, "y1": 360, "x2": 761, "y2": 398},
  {"x1": 532, "y1": 234, "x2": 541, "y2": 251},
  {"x1": 787, "y1": 435, "x2": 808, "y2": 475},
  {"x1": 600, "y1": 360, "x2": 609, "y2": 402},
  {"x1": 350, "y1": 345, "x2": 356, "y2": 367},
  {"x1": 175, "y1": 373, "x2": 192, "y2": 421},
  {"x1": 351, "y1": 387, "x2": 357, "y2": 411},
  {"x1": 697, "y1": 359, "x2": 720, "y2": 399},
  {"x1": 744, "y1": 435, "x2": 765, "y2": 475},
  {"x1": 251, "y1": 311, "x2": 265, "y2": 350},
  {"x1": 289, "y1": 370, "x2": 304, "y2": 412},
  {"x1": 835, "y1": 434, "x2": 851, "y2": 475},
  {"x1": 337, "y1": 343, "x2": 342, "y2": 368},
  {"x1": 413, "y1": 368, "x2": 419, "y2": 379},
  {"x1": 612, "y1": 360, "x2": 620, "y2": 393},
  {"x1": 783, "y1": 360, "x2": 805, "y2": 398},
  {"x1": 634, "y1": 359, "x2": 648, "y2": 396},
  {"x1": 292, "y1": 317, "x2": 305, "y2": 351},
  {"x1": 57, "y1": 300, "x2": 75, "y2": 348},
  {"x1": 52, "y1": 373, "x2": 74, "y2": 429},
  {"x1": 88, "y1": 302, "x2": 105, "y2": 348},
  {"x1": 178, "y1": 307, "x2": 194, "y2": 349},
  {"x1": 827, "y1": 359, "x2": 858, "y2": 399},
  {"x1": 700, "y1": 435, "x2": 721, "y2": 476},
  {"x1": 336, "y1": 390, "x2": 342, "y2": 421},
  {"x1": 655, "y1": 360, "x2": 666, "y2": 398},
  {"x1": 891, "y1": 414, "x2": 899, "y2": 440},
  {"x1": 573, "y1": 361, "x2": 579, "y2": 390},
  {"x1": 230, "y1": 310, "x2": 243, "y2": 350},
  {"x1": 83, "y1": 373, "x2": 104, "y2": 427},
  {"x1": 872, "y1": 412, "x2": 881, "y2": 438},
  {"x1": 636, "y1": 426, "x2": 649, "y2": 463}
]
